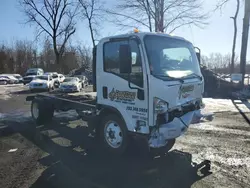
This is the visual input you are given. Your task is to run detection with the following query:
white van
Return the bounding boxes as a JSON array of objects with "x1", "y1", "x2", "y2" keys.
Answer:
[{"x1": 23, "y1": 68, "x2": 44, "y2": 85}]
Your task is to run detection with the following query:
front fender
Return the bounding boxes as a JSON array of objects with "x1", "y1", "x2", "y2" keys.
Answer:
[{"x1": 99, "y1": 102, "x2": 149, "y2": 134}]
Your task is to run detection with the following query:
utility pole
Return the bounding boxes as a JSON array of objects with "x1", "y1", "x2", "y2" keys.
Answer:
[
  {"x1": 230, "y1": 0, "x2": 240, "y2": 74},
  {"x1": 240, "y1": 0, "x2": 250, "y2": 86}
]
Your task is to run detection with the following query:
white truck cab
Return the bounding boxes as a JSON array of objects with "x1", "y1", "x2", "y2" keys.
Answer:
[{"x1": 93, "y1": 31, "x2": 204, "y2": 153}]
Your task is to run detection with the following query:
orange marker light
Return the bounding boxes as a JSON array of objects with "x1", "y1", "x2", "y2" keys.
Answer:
[{"x1": 134, "y1": 28, "x2": 139, "y2": 33}]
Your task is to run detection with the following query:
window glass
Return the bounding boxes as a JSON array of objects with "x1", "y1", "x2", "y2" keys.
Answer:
[{"x1": 104, "y1": 39, "x2": 143, "y2": 87}]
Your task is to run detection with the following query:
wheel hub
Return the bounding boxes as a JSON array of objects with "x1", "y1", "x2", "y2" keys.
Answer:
[
  {"x1": 104, "y1": 121, "x2": 123, "y2": 148},
  {"x1": 108, "y1": 129, "x2": 115, "y2": 139}
]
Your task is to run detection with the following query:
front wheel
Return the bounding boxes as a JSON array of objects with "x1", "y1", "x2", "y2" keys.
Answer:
[{"x1": 99, "y1": 114, "x2": 129, "y2": 155}]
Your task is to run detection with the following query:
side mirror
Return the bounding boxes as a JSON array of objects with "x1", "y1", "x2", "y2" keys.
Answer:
[
  {"x1": 196, "y1": 52, "x2": 200, "y2": 64},
  {"x1": 194, "y1": 47, "x2": 201, "y2": 64},
  {"x1": 119, "y1": 44, "x2": 132, "y2": 74}
]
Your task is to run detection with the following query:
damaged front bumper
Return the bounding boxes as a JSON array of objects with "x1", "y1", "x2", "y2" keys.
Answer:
[
  {"x1": 149, "y1": 110, "x2": 197, "y2": 148},
  {"x1": 148, "y1": 109, "x2": 214, "y2": 148}
]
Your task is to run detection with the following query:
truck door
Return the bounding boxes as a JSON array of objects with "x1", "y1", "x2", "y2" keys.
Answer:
[{"x1": 97, "y1": 38, "x2": 149, "y2": 134}]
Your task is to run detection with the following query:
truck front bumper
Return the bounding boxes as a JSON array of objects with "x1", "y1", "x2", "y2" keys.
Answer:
[{"x1": 148, "y1": 110, "x2": 198, "y2": 148}]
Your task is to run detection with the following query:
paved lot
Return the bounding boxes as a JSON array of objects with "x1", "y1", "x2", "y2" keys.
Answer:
[{"x1": 0, "y1": 85, "x2": 250, "y2": 188}]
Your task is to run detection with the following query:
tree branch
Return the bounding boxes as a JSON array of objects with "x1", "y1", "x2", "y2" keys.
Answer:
[{"x1": 23, "y1": 0, "x2": 54, "y2": 30}]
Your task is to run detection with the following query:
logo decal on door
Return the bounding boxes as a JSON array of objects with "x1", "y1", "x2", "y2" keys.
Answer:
[{"x1": 108, "y1": 88, "x2": 136, "y2": 102}]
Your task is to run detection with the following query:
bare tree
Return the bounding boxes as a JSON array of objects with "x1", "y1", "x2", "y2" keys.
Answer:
[
  {"x1": 0, "y1": 40, "x2": 37, "y2": 74},
  {"x1": 79, "y1": 0, "x2": 104, "y2": 47},
  {"x1": 106, "y1": 0, "x2": 208, "y2": 33},
  {"x1": 214, "y1": 0, "x2": 240, "y2": 74},
  {"x1": 20, "y1": 0, "x2": 79, "y2": 69},
  {"x1": 0, "y1": 45, "x2": 8, "y2": 73},
  {"x1": 202, "y1": 52, "x2": 234, "y2": 72},
  {"x1": 15, "y1": 40, "x2": 34, "y2": 73},
  {"x1": 76, "y1": 44, "x2": 92, "y2": 69}
]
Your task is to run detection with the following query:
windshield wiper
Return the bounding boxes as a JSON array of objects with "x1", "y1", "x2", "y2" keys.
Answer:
[
  {"x1": 183, "y1": 73, "x2": 202, "y2": 81},
  {"x1": 154, "y1": 75, "x2": 184, "y2": 83}
]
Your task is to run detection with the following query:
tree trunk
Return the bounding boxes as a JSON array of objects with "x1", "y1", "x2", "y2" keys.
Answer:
[
  {"x1": 230, "y1": 0, "x2": 240, "y2": 74},
  {"x1": 154, "y1": 0, "x2": 159, "y2": 32},
  {"x1": 88, "y1": 18, "x2": 95, "y2": 47},
  {"x1": 159, "y1": 0, "x2": 164, "y2": 32},
  {"x1": 240, "y1": 0, "x2": 250, "y2": 86},
  {"x1": 146, "y1": 0, "x2": 152, "y2": 32}
]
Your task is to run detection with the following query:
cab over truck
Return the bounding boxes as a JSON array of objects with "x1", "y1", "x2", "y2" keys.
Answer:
[{"x1": 26, "y1": 31, "x2": 204, "y2": 155}]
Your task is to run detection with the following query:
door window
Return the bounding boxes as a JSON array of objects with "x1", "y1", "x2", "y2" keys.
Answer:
[{"x1": 103, "y1": 39, "x2": 143, "y2": 87}]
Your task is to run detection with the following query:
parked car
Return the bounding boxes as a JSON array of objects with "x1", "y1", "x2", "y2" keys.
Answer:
[
  {"x1": 58, "y1": 74, "x2": 65, "y2": 83},
  {"x1": 29, "y1": 75, "x2": 55, "y2": 92},
  {"x1": 74, "y1": 75, "x2": 88, "y2": 88},
  {"x1": 13, "y1": 74, "x2": 23, "y2": 83},
  {"x1": 26, "y1": 68, "x2": 44, "y2": 75},
  {"x1": 52, "y1": 73, "x2": 59, "y2": 80},
  {"x1": 0, "y1": 76, "x2": 10, "y2": 85},
  {"x1": 59, "y1": 77, "x2": 82, "y2": 92},
  {"x1": 23, "y1": 68, "x2": 44, "y2": 85},
  {"x1": 44, "y1": 72, "x2": 57, "y2": 76},
  {"x1": 1, "y1": 75, "x2": 19, "y2": 84}
]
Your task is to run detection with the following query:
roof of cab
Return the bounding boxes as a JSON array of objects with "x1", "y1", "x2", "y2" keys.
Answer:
[{"x1": 99, "y1": 31, "x2": 190, "y2": 44}]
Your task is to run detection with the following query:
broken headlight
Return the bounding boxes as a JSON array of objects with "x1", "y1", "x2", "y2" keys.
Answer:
[{"x1": 154, "y1": 97, "x2": 168, "y2": 114}]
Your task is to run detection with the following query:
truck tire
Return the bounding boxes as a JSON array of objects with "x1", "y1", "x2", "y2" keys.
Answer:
[
  {"x1": 99, "y1": 114, "x2": 129, "y2": 155},
  {"x1": 31, "y1": 99, "x2": 54, "y2": 125}
]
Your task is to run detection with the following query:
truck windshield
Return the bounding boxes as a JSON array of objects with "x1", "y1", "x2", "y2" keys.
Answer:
[{"x1": 144, "y1": 35, "x2": 201, "y2": 80}]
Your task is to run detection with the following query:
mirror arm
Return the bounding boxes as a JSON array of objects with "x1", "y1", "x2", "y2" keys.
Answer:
[
  {"x1": 127, "y1": 74, "x2": 144, "y2": 100},
  {"x1": 127, "y1": 74, "x2": 138, "y2": 90}
]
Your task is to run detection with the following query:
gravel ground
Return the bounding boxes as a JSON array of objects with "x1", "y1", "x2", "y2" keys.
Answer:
[{"x1": 0, "y1": 85, "x2": 250, "y2": 188}]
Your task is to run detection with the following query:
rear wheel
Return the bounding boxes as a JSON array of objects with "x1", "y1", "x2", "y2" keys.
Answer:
[
  {"x1": 99, "y1": 114, "x2": 129, "y2": 155},
  {"x1": 31, "y1": 99, "x2": 54, "y2": 125}
]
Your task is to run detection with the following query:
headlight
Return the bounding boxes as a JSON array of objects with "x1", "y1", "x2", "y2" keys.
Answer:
[{"x1": 154, "y1": 97, "x2": 168, "y2": 114}]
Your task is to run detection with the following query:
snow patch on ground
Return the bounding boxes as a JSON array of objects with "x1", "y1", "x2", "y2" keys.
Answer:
[
  {"x1": 193, "y1": 147, "x2": 250, "y2": 168},
  {"x1": 191, "y1": 123, "x2": 250, "y2": 136},
  {"x1": 0, "y1": 111, "x2": 31, "y2": 122},
  {"x1": 0, "y1": 85, "x2": 27, "y2": 100},
  {"x1": 0, "y1": 113, "x2": 6, "y2": 119},
  {"x1": 202, "y1": 98, "x2": 250, "y2": 113},
  {"x1": 54, "y1": 110, "x2": 78, "y2": 119}
]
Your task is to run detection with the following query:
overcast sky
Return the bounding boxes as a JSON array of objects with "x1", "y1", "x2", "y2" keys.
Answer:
[{"x1": 0, "y1": 0, "x2": 249, "y2": 59}]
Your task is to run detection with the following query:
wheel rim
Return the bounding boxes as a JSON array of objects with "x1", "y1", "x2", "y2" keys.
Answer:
[
  {"x1": 104, "y1": 121, "x2": 123, "y2": 148},
  {"x1": 32, "y1": 102, "x2": 39, "y2": 119}
]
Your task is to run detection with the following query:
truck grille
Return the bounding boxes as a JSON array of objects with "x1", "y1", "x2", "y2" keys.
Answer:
[{"x1": 157, "y1": 102, "x2": 200, "y2": 125}]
